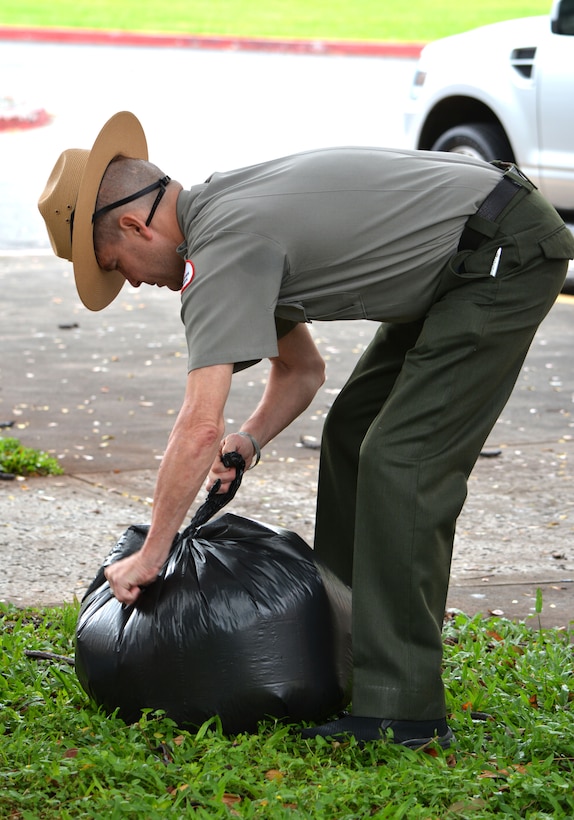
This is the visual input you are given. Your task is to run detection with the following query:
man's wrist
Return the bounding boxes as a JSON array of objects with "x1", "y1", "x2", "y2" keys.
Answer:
[
  {"x1": 139, "y1": 535, "x2": 173, "y2": 572},
  {"x1": 237, "y1": 431, "x2": 261, "y2": 469}
]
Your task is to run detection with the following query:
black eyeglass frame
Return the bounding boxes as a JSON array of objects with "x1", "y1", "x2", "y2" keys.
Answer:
[{"x1": 91, "y1": 176, "x2": 171, "y2": 227}]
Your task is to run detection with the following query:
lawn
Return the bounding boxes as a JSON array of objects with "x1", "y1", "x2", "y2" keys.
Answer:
[
  {"x1": 1, "y1": 0, "x2": 551, "y2": 43},
  {"x1": 2, "y1": 601, "x2": 573, "y2": 818}
]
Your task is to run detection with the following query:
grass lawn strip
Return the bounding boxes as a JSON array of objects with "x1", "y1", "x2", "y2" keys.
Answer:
[
  {"x1": 1, "y1": 602, "x2": 573, "y2": 818},
  {"x1": 1, "y1": 0, "x2": 551, "y2": 45}
]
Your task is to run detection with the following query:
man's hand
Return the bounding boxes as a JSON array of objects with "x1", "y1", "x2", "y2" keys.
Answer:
[
  {"x1": 207, "y1": 431, "x2": 258, "y2": 493},
  {"x1": 104, "y1": 551, "x2": 164, "y2": 606}
]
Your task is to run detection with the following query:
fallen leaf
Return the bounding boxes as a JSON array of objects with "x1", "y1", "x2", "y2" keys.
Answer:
[
  {"x1": 479, "y1": 769, "x2": 503, "y2": 779},
  {"x1": 265, "y1": 769, "x2": 284, "y2": 783},
  {"x1": 222, "y1": 793, "x2": 241, "y2": 807}
]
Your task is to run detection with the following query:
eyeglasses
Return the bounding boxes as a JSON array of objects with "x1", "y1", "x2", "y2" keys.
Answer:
[{"x1": 92, "y1": 176, "x2": 171, "y2": 227}]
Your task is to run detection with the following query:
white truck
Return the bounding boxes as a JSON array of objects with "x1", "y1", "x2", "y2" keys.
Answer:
[{"x1": 404, "y1": 0, "x2": 574, "y2": 215}]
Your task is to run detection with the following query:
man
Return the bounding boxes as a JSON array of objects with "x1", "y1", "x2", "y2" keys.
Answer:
[{"x1": 39, "y1": 111, "x2": 574, "y2": 748}]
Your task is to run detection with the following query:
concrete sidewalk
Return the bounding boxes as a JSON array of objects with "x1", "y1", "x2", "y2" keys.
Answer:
[{"x1": 1, "y1": 255, "x2": 573, "y2": 627}]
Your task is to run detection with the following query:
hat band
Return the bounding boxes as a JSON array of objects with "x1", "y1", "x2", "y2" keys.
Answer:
[{"x1": 92, "y1": 176, "x2": 171, "y2": 226}]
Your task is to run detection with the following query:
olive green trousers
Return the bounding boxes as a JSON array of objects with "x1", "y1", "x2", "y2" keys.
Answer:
[{"x1": 314, "y1": 184, "x2": 573, "y2": 720}]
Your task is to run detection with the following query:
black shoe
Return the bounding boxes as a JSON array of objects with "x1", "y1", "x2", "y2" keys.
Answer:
[{"x1": 300, "y1": 714, "x2": 455, "y2": 750}]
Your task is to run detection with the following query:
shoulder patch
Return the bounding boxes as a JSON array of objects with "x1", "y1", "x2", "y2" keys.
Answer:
[{"x1": 181, "y1": 260, "x2": 195, "y2": 293}]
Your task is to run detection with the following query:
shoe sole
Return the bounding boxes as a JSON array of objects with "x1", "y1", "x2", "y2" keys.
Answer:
[
  {"x1": 398, "y1": 728, "x2": 455, "y2": 750},
  {"x1": 300, "y1": 726, "x2": 456, "y2": 750}
]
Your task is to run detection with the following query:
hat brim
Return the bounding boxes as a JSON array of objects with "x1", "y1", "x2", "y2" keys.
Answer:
[{"x1": 73, "y1": 111, "x2": 148, "y2": 311}]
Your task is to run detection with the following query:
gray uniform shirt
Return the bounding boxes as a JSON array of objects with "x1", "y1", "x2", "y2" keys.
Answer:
[{"x1": 176, "y1": 146, "x2": 502, "y2": 372}]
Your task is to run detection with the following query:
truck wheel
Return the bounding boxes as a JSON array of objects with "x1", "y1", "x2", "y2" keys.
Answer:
[{"x1": 431, "y1": 123, "x2": 513, "y2": 163}]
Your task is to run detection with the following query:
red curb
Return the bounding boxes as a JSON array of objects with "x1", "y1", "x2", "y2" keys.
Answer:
[{"x1": 0, "y1": 24, "x2": 424, "y2": 59}]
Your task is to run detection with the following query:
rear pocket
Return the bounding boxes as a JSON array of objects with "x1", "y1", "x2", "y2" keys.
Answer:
[{"x1": 538, "y1": 224, "x2": 574, "y2": 260}]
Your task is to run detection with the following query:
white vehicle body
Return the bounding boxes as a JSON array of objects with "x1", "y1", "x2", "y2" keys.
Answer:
[{"x1": 404, "y1": 0, "x2": 574, "y2": 213}]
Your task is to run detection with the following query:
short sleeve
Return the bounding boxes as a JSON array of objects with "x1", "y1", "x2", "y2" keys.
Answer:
[{"x1": 180, "y1": 231, "x2": 288, "y2": 372}]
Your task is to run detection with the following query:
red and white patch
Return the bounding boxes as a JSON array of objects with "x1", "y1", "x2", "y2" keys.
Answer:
[{"x1": 181, "y1": 259, "x2": 195, "y2": 293}]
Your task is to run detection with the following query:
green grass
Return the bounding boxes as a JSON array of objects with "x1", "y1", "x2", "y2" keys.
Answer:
[
  {"x1": 0, "y1": 436, "x2": 63, "y2": 477},
  {"x1": 0, "y1": 0, "x2": 551, "y2": 43},
  {"x1": 2, "y1": 601, "x2": 573, "y2": 819}
]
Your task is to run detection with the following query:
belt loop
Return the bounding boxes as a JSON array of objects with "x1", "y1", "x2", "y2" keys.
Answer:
[{"x1": 491, "y1": 160, "x2": 537, "y2": 192}]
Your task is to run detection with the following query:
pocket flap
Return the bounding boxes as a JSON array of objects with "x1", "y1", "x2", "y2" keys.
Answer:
[{"x1": 539, "y1": 225, "x2": 574, "y2": 260}]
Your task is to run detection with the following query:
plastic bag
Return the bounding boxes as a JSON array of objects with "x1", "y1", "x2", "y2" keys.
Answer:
[{"x1": 75, "y1": 453, "x2": 352, "y2": 733}]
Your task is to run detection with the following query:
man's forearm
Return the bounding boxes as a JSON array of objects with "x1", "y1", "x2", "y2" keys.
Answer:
[
  {"x1": 135, "y1": 364, "x2": 233, "y2": 571},
  {"x1": 104, "y1": 364, "x2": 233, "y2": 603},
  {"x1": 139, "y1": 421, "x2": 223, "y2": 570},
  {"x1": 242, "y1": 340, "x2": 325, "y2": 448}
]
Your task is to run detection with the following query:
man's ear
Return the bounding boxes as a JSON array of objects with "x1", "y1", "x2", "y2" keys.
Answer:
[{"x1": 118, "y1": 212, "x2": 153, "y2": 239}]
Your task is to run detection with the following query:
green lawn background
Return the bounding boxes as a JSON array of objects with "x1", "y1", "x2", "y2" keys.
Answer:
[{"x1": 0, "y1": 0, "x2": 552, "y2": 43}]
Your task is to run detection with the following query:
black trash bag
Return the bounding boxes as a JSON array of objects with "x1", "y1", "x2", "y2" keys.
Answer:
[{"x1": 75, "y1": 453, "x2": 352, "y2": 733}]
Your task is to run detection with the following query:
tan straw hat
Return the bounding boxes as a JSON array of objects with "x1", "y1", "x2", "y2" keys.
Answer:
[{"x1": 38, "y1": 111, "x2": 148, "y2": 311}]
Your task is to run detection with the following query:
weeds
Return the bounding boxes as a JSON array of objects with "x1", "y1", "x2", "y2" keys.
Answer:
[
  {"x1": 1, "y1": 602, "x2": 573, "y2": 818},
  {"x1": 0, "y1": 436, "x2": 63, "y2": 477}
]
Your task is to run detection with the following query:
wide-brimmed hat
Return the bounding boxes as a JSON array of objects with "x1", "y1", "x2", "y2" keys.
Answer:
[{"x1": 38, "y1": 111, "x2": 148, "y2": 311}]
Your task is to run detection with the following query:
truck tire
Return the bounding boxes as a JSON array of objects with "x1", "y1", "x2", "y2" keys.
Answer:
[{"x1": 431, "y1": 123, "x2": 513, "y2": 163}]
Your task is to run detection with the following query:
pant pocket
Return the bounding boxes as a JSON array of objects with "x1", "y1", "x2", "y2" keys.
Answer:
[
  {"x1": 538, "y1": 224, "x2": 574, "y2": 260},
  {"x1": 434, "y1": 248, "x2": 500, "y2": 302}
]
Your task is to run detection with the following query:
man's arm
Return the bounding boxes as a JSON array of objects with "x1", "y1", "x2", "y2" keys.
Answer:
[
  {"x1": 104, "y1": 362, "x2": 234, "y2": 605},
  {"x1": 209, "y1": 323, "x2": 326, "y2": 491},
  {"x1": 105, "y1": 324, "x2": 324, "y2": 602}
]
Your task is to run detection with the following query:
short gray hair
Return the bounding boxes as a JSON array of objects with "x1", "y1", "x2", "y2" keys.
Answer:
[{"x1": 93, "y1": 156, "x2": 167, "y2": 252}]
